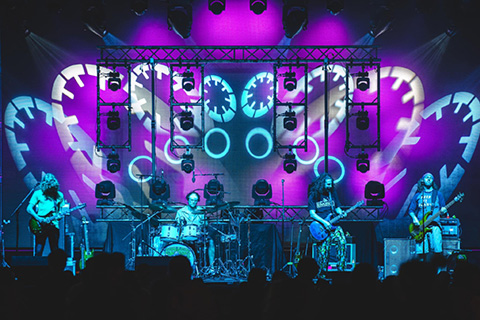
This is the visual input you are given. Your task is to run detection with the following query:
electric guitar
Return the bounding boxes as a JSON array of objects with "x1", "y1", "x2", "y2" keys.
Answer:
[
  {"x1": 309, "y1": 200, "x2": 364, "y2": 242},
  {"x1": 29, "y1": 203, "x2": 86, "y2": 235},
  {"x1": 79, "y1": 216, "x2": 94, "y2": 270},
  {"x1": 409, "y1": 192, "x2": 464, "y2": 242},
  {"x1": 293, "y1": 219, "x2": 305, "y2": 266}
]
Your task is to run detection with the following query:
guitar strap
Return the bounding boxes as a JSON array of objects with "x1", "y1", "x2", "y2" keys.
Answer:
[{"x1": 328, "y1": 191, "x2": 335, "y2": 214}]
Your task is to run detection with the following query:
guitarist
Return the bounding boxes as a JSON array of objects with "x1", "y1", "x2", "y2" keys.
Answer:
[
  {"x1": 308, "y1": 173, "x2": 347, "y2": 276},
  {"x1": 408, "y1": 172, "x2": 447, "y2": 260},
  {"x1": 26, "y1": 173, "x2": 66, "y2": 256}
]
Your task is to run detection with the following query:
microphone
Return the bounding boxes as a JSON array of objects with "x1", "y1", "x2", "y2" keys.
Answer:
[{"x1": 192, "y1": 170, "x2": 196, "y2": 183}]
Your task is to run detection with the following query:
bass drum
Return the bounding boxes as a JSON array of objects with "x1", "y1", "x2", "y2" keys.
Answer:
[{"x1": 160, "y1": 242, "x2": 196, "y2": 267}]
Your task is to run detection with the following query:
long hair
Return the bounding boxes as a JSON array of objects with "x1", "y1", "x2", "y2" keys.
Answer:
[
  {"x1": 308, "y1": 172, "x2": 334, "y2": 197},
  {"x1": 40, "y1": 173, "x2": 60, "y2": 199},
  {"x1": 416, "y1": 173, "x2": 439, "y2": 193}
]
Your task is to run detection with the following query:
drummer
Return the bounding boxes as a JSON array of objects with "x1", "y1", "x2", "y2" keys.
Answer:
[{"x1": 176, "y1": 191, "x2": 215, "y2": 267}]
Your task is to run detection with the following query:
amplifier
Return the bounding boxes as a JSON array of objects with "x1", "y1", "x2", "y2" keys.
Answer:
[
  {"x1": 440, "y1": 218, "x2": 461, "y2": 237},
  {"x1": 443, "y1": 238, "x2": 461, "y2": 256},
  {"x1": 312, "y1": 242, "x2": 356, "y2": 272},
  {"x1": 384, "y1": 238, "x2": 415, "y2": 278}
]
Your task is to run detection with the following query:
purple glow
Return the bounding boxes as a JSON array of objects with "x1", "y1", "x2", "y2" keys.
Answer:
[{"x1": 293, "y1": 14, "x2": 352, "y2": 45}]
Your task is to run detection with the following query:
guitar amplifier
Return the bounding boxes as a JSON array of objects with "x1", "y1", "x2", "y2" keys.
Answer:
[
  {"x1": 443, "y1": 238, "x2": 461, "y2": 256},
  {"x1": 384, "y1": 238, "x2": 415, "y2": 278},
  {"x1": 312, "y1": 241, "x2": 356, "y2": 272},
  {"x1": 440, "y1": 218, "x2": 461, "y2": 238}
]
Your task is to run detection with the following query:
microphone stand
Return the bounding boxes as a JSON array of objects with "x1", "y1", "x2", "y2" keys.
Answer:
[{"x1": 9, "y1": 184, "x2": 38, "y2": 255}]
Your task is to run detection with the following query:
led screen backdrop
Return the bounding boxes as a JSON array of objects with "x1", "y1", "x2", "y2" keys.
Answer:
[{"x1": 2, "y1": 1, "x2": 479, "y2": 253}]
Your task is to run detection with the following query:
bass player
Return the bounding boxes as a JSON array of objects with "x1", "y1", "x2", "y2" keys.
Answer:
[
  {"x1": 408, "y1": 172, "x2": 448, "y2": 260},
  {"x1": 308, "y1": 172, "x2": 347, "y2": 276},
  {"x1": 27, "y1": 173, "x2": 66, "y2": 256}
]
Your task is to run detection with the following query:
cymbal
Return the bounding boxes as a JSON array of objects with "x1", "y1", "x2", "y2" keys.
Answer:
[{"x1": 149, "y1": 203, "x2": 177, "y2": 213}]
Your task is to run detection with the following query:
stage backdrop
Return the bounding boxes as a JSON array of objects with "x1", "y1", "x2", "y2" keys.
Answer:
[{"x1": 2, "y1": 1, "x2": 479, "y2": 259}]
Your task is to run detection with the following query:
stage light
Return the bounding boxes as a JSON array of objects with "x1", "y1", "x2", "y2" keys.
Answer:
[
  {"x1": 364, "y1": 181, "x2": 385, "y2": 206},
  {"x1": 356, "y1": 152, "x2": 369, "y2": 173},
  {"x1": 283, "y1": 72, "x2": 297, "y2": 91},
  {"x1": 204, "y1": 179, "x2": 225, "y2": 206},
  {"x1": 283, "y1": 151, "x2": 297, "y2": 174},
  {"x1": 107, "y1": 71, "x2": 121, "y2": 91},
  {"x1": 250, "y1": 0, "x2": 266, "y2": 15},
  {"x1": 106, "y1": 110, "x2": 121, "y2": 130},
  {"x1": 368, "y1": 5, "x2": 393, "y2": 38},
  {"x1": 95, "y1": 180, "x2": 116, "y2": 205},
  {"x1": 82, "y1": 2, "x2": 107, "y2": 38},
  {"x1": 179, "y1": 110, "x2": 194, "y2": 131},
  {"x1": 150, "y1": 179, "x2": 170, "y2": 203},
  {"x1": 283, "y1": 110, "x2": 297, "y2": 131},
  {"x1": 356, "y1": 110, "x2": 369, "y2": 131},
  {"x1": 181, "y1": 152, "x2": 194, "y2": 173},
  {"x1": 182, "y1": 70, "x2": 195, "y2": 91},
  {"x1": 326, "y1": 0, "x2": 343, "y2": 15},
  {"x1": 107, "y1": 150, "x2": 121, "y2": 173},
  {"x1": 167, "y1": 0, "x2": 193, "y2": 39},
  {"x1": 209, "y1": 0, "x2": 225, "y2": 15},
  {"x1": 252, "y1": 179, "x2": 272, "y2": 206},
  {"x1": 282, "y1": 0, "x2": 308, "y2": 39},
  {"x1": 356, "y1": 72, "x2": 369, "y2": 91},
  {"x1": 131, "y1": 0, "x2": 148, "y2": 16}
]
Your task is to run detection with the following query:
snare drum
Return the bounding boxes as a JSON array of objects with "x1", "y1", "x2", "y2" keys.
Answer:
[
  {"x1": 181, "y1": 224, "x2": 200, "y2": 241},
  {"x1": 160, "y1": 243, "x2": 196, "y2": 267},
  {"x1": 160, "y1": 225, "x2": 180, "y2": 241}
]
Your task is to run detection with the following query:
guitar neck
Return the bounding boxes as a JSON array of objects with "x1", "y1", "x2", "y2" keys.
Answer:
[
  {"x1": 329, "y1": 202, "x2": 362, "y2": 224},
  {"x1": 423, "y1": 198, "x2": 457, "y2": 226}
]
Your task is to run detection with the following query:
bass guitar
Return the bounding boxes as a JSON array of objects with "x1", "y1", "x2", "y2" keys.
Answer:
[
  {"x1": 309, "y1": 200, "x2": 364, "y2": 242},
  {"x1": 29, "y1": 203, "x2": 86, "y2": 235},
  {"x1": 79, "y1": 216, "x2": 94, "y2": 270},
  {"x1": 409, "y1": 192, "x2": 464, "y2": 242}
]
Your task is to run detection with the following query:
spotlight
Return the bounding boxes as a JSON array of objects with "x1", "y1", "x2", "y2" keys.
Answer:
[
  {"x1": 250, "y1": 0, "x2": 267, "y2": 15},
  {"x1": 107, "y1": 110, "x2": 121, "y2": 130},
  {"x1": 179, "y1": 110, "x2": 194, "y2": 131},
  {"x1": 107, "y1": 150, "x2": 121, "y2": 173},
  {"x1": 282, "y1": 1, "x2": 308, "y2": 39},
  {"x1": 108, "y1": 71, "x2": 121, "y2": 91},
  {"x1": 167, "y1": 0, "x2": 193, "y2": 39},
  {"x1": 150, "y1": 179, "x2": 170, "y2": 203},
  {"x1": 368, "y1": 5, "x2": 393, "y2": 38},
  {"x1": 356, "y1": 152, "x2": 369, "y2": 173},
  {"x1": 209, "y1": 0, "x2": 225, "y2": 15},
  {"x1": 364, "y1": 180, "x2": 385, "y2": 206},
  {"x1": 326, "y1": 0, "x2": 343, "y2": 15},
  {"x1": 283, "y1": 72, "x2": 297, "y2": 91},
  {"x1": 182, "y1": 70, "x2": 195, "y2": 91},
  {"x1": 131, "y1": 0, "x2": 148, "y2": 16},
  {"x1": 356, "y1": 72, "x2": 369, "y2": 91},
  {"x1": 252, "y1": 179, "x2": 272, "y2": 206},
  {"x1": 283, "y1": 151, "x2": 297, "y2": 174},
  {"x1": 204, "y1": 179, "x2": 225, "y2": 206},
  {"x1": 82, "y1": 2, "x2": 107, "y2": 38},
  {"x1": 356, "y1": 110, "x2": 369, "y2": 130},
  {"x1": 181, "y1": 152, "x2": 194, "y2": 173},
  {"x1": 283, "y1": 111, "x2": 297, "y2": 131},
  {"x1": 95, "y1": 180, "x2": 116, "y2": 205}
]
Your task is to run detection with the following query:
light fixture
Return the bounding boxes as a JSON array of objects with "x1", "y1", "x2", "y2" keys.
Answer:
[
  {"x1": 326, "y1": 0, "x2": 343, "y2": 15},
  {"x1": 252, "y1": 179, "x2": 272, "y2": 206},
  {"x1": 356, "y1": 152, "x2": 369, "y2": 173},
  {"x1": 182, "y1": 70, "x2": 195, "y2": 91},
  {"x1": 283, "y1": 110, "x2": 297, "y2": 131},
  {"x1": 356, "y1": 72, "x2": 369, "y2": 91},
  {"x1": 356, "y1": 110, "x2": 369, "y2": 130},
  {"x1": 179, "y1": 110, "x2": 194, "y2": 131},
  {"x1": 107, "y1": 110, "x2": 121, "y2": 130},
  {"x1": 81, "y1": 2, "x2": 107, "y2": 38},
  {"x1": 283, "y1": 150, "x2": 297, "y2": 174},
  {"x1": 150, "y1": 179, "x2": 170, "y2": 204},
  {"x1": 282, "y1": 0, "x2": 308, "y2": 39},
  {"x1": 204, "y1": 179, "x2": 225, "y2": 206},
  {"x1": 250, "y1": 0, "x2": 266, "y2": 15},
  {"x1": 167, "y1": 0, "x2": 193, "y2": 39},
  {"x1": 95, "y1": 180, "x2": 116, "y2": 205},
  {"x1": 364, "y1": 181, "x2": 385, "y2": 206},
  {"x1": 131, "y1": 0, "x2": 148, "y2": 16},
  {"x1": 107, "y1": 150, "x2": 121, "y2": 173},
  {"x1": 283, "y1": 71, "x2": 297, "y2": 91},
  {"x1": 209, "y1": 0, "x2": 225, "y2": 15},
  {"x1": 368, "y1": 5, "x2": 394, "y2": 38},
  {"x1": 108, "y1": 71, "x2": 121, "y2": 91},
  {"x1": 181, "y1": 152, "x2": 194, "y2": 173}
]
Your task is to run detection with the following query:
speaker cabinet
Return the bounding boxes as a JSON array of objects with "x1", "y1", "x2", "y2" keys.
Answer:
[
  {"x1": 312, "y1": 242, "x2": 356, "y2": 272},
  {"x1": 384, "y1": 238, "x2": 415, "y2": 277},
  {"x1": 443, "y1": 238, "x2": 461, "y2": 256}
]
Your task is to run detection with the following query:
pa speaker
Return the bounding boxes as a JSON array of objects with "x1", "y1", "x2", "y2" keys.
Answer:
[{"x1": 384, "y1": 238, "x2": 415, "y2": 277}]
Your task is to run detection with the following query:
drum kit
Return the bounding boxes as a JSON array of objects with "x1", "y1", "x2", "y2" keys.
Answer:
[{"x1": 146, "y1": 201, "x2": 255, "y2": 280}]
